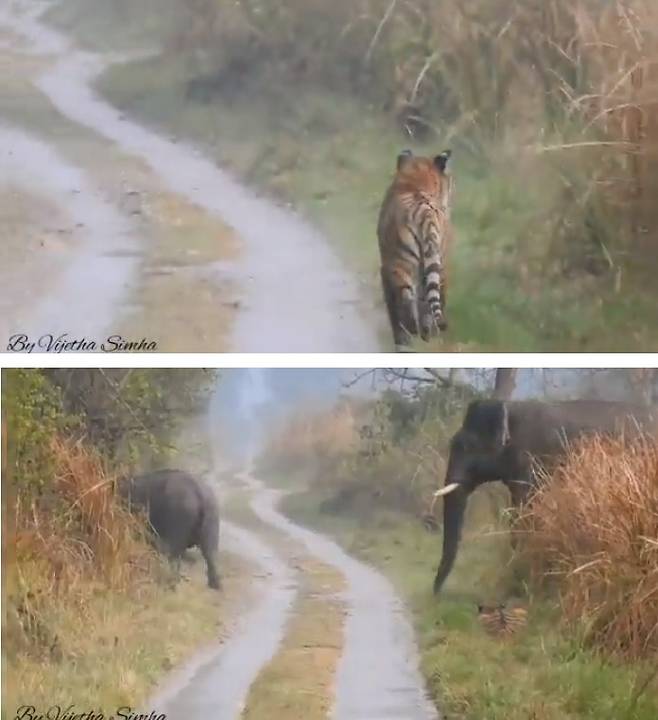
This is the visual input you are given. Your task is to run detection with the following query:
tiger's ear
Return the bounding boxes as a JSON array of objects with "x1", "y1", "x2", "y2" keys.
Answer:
[
  {"x1": 434, "y1": 150, "x2": 452, "y2": 172},
  {"x1": 397, "y1": 149, "x2": 413, "y2": 170}
]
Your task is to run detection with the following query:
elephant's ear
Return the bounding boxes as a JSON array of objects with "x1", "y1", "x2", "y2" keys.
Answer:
[{"x1": 464, "y1": 400, "x2": 511, "y2": 448}]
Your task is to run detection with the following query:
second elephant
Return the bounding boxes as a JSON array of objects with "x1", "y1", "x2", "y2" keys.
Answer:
[
  {"x1": 431, "y1": 399, "x2": 658, "y2": 595},
  {"x1": 121, "y1": 468, "x2": 221, "y2": 590}
]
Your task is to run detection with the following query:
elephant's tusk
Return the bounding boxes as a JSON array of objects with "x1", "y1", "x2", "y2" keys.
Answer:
[
  {"x1": 425, "y1": 482, "x2": 461, "y2": 522},
  {"x1": 433, "y1": 482, "x2": 460, "y2": 498}
]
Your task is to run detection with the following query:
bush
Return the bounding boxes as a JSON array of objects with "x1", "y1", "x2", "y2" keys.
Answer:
[{"x1": 520, "y1": 434, "x2": 658, "y2": 660}]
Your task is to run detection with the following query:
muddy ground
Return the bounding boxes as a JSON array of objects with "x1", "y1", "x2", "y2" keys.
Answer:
[{"x1": 0, "y1": 0, "x2": 381, "y2": 352}]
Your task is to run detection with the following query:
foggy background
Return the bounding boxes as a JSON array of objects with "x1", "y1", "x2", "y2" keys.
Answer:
[{"x1": 209, "y1": 368, "x2": 657, "y2": 466}]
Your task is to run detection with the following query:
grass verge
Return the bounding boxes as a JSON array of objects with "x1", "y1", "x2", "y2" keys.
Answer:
[
  {"x1": 2, "y1": 558, "x2": 239, "y2": 715},
  {"x1": 242, "y1": 556, "x2": 344, "y2": 720}
]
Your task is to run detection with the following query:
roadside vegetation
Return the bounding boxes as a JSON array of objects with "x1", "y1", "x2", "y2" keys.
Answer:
[
  {"x1": 260, "y1": 374, "x2": 658, "y2": 719},
  {"x1": 1, "y1": 369, "x2": 224, "y2": 713},
  {"x1": 47, "y1": 0, "x2": 658, "y2": 350},
  {"x1": 520, "y1": 434, "x2": 658, "y2": 662}
]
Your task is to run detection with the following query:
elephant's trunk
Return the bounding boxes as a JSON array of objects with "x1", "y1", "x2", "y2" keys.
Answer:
[{"x1": 433, "y1": 487, "x2": 468, "y2": 595}]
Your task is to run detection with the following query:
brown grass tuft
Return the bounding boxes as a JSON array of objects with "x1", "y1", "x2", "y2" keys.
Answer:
[
  {"x1": 520, "y1": 434, "x2": 658, "y2": 660},
  {"x1": 4, "y1": 436, "x2": 156, "y2": 658}
]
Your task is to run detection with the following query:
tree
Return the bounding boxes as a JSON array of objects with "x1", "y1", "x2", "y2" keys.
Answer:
[{"x1": 493, "y1": 369, "x2": 517, "y2": 400}]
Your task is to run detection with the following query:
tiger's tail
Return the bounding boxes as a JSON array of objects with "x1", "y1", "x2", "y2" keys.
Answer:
[{"x1": 420, "y1": 215, "x2": 447, "y2": 335}]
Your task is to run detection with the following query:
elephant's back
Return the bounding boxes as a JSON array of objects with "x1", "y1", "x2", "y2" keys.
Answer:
[
  {"x1": 548, "y1": 401, "x2": 658, "y2": 439},
  {"x1": 129, "y1": 469, "x2": 200, "y2": 515}
]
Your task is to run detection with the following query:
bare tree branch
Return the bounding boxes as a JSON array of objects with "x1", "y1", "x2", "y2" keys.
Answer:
[
  {"x1": 364, "y1": 0, "x2": 397, "y2": 66},
  {"x1": 342, "y1": 369, "x2": 378, "y2": 389}
]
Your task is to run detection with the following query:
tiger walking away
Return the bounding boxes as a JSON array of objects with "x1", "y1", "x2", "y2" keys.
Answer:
[{"x1": 377, "y1": 149, "x2": 455, "y2": 349}]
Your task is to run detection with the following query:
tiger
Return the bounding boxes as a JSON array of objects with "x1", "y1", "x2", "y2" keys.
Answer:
[
  {"x1": 477, "y1": 603, "x2": 528, "y2": 638},
  {"x1": 377, "y1": 149, "x2": 454, "y2": 348}
]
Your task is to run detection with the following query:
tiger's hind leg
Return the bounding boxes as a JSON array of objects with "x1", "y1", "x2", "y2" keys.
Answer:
[
  {"x1": 381, "y1": 269, "x2": 405, "y2": 347},
  {"x1": 397, "y1": 285, "x2": 420, "y2": 345},
  {"x1": 381, "y1": 269, "x2": 418, "y2": 347}
]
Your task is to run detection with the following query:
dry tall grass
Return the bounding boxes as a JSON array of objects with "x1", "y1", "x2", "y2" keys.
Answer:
[
  {"x1": 3, "y1": 430, "x2": 228, "y2": 712},
  {"x1": 4, "y1": 437, "x2": 155, "y2": 660},
  {"x1": 520, "y1": 434, "x2": 658, "y2": 660},
  {"x1": 173, "y1": 0, "x2": 658, "y2": 278}
]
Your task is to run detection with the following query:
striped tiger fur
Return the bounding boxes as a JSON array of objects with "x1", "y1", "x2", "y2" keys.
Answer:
[
  {"x1": 377, "y1": 149, "x2": 454, "y2": 348},
  {"x1": 477, "y1": 603, "x2": 528, "y2": 638}
]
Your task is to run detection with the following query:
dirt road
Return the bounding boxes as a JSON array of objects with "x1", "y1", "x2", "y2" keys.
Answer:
[
  {"x1": 0, "y1": 0, "x2": 381, "y2": 351},
  {"x1": 0, "y1": 125, "x2": 138, "y2": 340},
  {"x1": 149, "y1": 470, "x2": 439, "y2": 720}
]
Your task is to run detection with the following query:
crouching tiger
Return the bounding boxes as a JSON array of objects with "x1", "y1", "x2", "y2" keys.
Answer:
[{"x1": 377, "y1": 149, "x2": 454, "y2": 348}]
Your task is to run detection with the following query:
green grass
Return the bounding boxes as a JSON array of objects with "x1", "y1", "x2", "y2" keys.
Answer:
[
  {"x1": 279, "y1": 483, "x2": 658, "y2": 720},
  {"x1": 43, "y1": 0, "x2": 658, "y2": 351},
  {"x1": 2, "y1": 558, "x2": 232, "y2": 716}
]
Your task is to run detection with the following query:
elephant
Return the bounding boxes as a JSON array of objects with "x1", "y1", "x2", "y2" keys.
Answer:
[
  {"x1": 120, "y1": 469, "x2": 221, "y2": 590},
  {"x1": 430, "y1": 399, "x2": 658, "y2": 595}
]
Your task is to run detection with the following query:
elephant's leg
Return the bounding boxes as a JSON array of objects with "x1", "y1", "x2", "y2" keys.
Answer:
[
  {"x1": 198, "y1": 505, "x2": 221, "y2": 590},
  {"x1": 201, "y1": 542, "x2": 221, "y2": 590},
  {"x1": 152, "y1": 524, "x2": 188, "y2": 586}
]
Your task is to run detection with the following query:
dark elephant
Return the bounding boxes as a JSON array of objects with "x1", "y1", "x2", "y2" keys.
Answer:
[
  {"x1": 120, "y1": 469, "x2": 221, "y2": 590},
  {"x1": 431, "y1": 399, "x2": 658, "y2": 595}
]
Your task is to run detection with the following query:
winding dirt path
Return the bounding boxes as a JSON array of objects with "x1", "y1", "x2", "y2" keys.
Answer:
[
  {"x1": 0, "y1": 0, "x2": 380, "y2": 351},
  {"x1": 0, "y1": 125, "x2": 138, "y2": 341},
  {"x1": 242, "y1": 473, "x2": 439, "y2": 720},
  {"x1": 150, "y1": 470, "x2": 439, "y2": 720}
]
